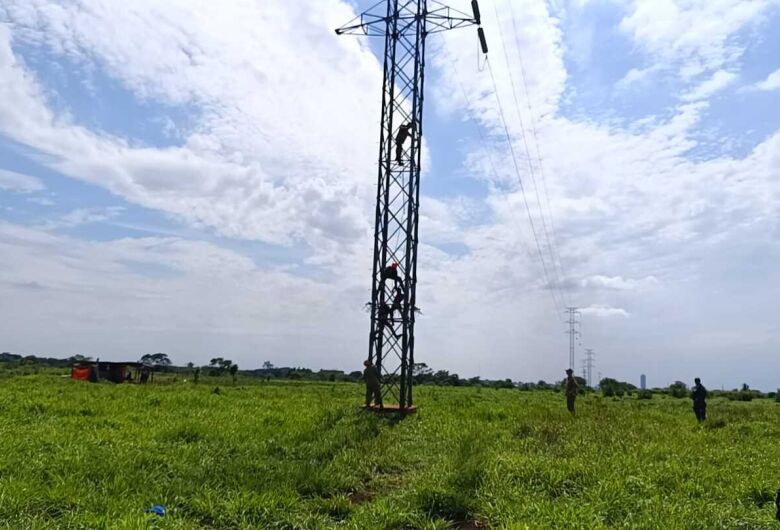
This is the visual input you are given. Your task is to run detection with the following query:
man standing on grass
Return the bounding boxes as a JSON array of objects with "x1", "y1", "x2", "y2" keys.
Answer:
[
  {"x1": 691, "y1": 377, "x2": 707, "y2": 422},
  {"x1": 565, "y1": 368, "x2": 578, "y2": 415},
  {"x1": 363, "y1": 360, "x2": 383, "y2": 410}
]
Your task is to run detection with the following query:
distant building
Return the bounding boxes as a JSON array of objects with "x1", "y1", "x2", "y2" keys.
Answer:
[
  {"x1": 640, "y1": 374, "x2": 647, "y2": 390},
  {"x1": 71, "y1": 361, "x2": 141, "y2": 383}
]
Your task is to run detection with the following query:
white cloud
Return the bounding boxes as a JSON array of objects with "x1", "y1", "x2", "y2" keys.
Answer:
[
  {"x1": 580, "y1": 304, "x2": 630, "y2": 317},
  {"x1": 619, "y1": 0, "x2": 773, "y2": 76},
  {"x1": 26, "y1": 196, "x2": 54, "y2": 206},
  {"x1": 615, "y1": 65, "x2": 662, "y2": 89},
  {"x1": 581, "y1": 275, "x2": 659, "y2": 291},
  {"x1": 0, "y1": 0, "x2": 779, "y2": 389},
  {"x1": 0, "y1": 168, "x2": 44, "y2": 192},
  {"x1": 681, "y1": 70, "x2": 738, "y2": 101},
  {"x1": 0, "y1": 2, "x2": 381, "y2": 259},
  {"x1": 47, "y1": 206, "x2": 124, "y2": 229},
  {"x1": 0, "y1": 220, "x2": 367, "y2": 366},
  {"x1": 753, "y1": 68, "x2": 780, "y2": 91}
]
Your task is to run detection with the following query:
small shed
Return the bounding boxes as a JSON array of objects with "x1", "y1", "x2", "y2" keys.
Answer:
[{"x1": 71, "y1": 361, "x2": 142, "y2": 383}]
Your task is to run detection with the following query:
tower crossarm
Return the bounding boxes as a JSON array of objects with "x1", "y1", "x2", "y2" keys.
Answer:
[{"x1": 335, "y1": 1, "x2": 479, "y2": 36}]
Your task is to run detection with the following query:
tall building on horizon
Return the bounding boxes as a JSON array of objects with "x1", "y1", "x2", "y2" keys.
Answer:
[{"x1": 640, "y1": 374, "x2": 647, "y2": 390}]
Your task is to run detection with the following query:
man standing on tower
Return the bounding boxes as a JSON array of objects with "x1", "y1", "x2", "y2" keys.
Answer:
[
  {"x1": 565, "y1": 368, "x2": 578, "y2": 415},
  {"x1": 691, "y1": 377, "x2": 707, "y2": 422}
]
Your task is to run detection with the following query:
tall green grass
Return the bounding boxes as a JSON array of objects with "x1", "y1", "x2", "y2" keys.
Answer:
[{"x1": 0, "y1": 374, "x2": 778, "y2": 528}]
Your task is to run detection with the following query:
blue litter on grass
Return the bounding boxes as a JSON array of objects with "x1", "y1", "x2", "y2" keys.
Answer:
[{"x1": 145, "y1": 505, "x2": 166, "y2": 516}]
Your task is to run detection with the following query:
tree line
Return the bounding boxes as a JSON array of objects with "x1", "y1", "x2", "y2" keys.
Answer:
[{"x1": 1, "y1": 352, "x2": 776, "y2": 399}]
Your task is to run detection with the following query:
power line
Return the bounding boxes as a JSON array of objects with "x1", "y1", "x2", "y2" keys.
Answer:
[
  {"x1": 507, "y1": 2, "x2": 569, "y2": 307},
  {"x1": 486, "y1": 56, "x2": 566, "y2": 317},
  {"x1": 492, "y1": 1, "x2": 568, "y2": 307},
  {"x1": 437, "y1": 35, "x2": 563, "y2": 319}
]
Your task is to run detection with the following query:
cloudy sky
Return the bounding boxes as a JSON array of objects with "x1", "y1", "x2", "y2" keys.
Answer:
[{"x1": 1, "y1": 0, "x2": 779, "y2": 390}]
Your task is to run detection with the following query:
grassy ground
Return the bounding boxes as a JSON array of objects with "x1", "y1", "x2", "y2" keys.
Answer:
[{"x1": 0, "y1": 374, "x2": 778, "y2": 529}]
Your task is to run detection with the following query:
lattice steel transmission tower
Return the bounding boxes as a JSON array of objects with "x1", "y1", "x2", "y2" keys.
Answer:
[
  {"x1": 564, "y1": 307, "x2": 581, "y2": 371},
  {"x1": 336, "y1": 1, "x2": 487, "y2": 411},
  {"x1": 584, "y1": 348, "x2": 595, "y2": 387}
]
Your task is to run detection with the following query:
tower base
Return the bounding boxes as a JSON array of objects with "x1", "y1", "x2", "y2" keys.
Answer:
[{"x1": 364, "y1": 404, "x2": 417, "y2": 414}]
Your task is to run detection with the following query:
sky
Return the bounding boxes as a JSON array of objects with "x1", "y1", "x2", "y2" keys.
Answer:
[{"x1": 0, "y1": 0, "x2": 779, "y2": 390}]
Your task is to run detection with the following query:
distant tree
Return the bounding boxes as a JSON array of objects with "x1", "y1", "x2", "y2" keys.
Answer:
[
  {"x1": 262, "y1": 361, "x2": 274, "y2": 370},
  {"x1": 637, "y1": 389, "x2": 653, "y2": 400},
  {"x1": 741, "y1": 383, "x2": 750, "y2": 392},
  {"x1": 209, "y1": 357, "x2": 232, "y2": 376},
  {"x1": 230, "y1": 363, "x2": 238, "y2": 385},
  {"x1": 186, "y1": 362, "x2": 194, "y2": 369},
  {"x1": 600, "y1": 378, "x2": 636, "y2": 397},
  {"x1": 668, "y1": 381, "x2": 688, "y2": 399},
  {"x1": 413, "y1": 362, "x2": 431, "y2": 376},
  {"x1": 140, "y1": 353, "x2": 171, "y2": 370},
  {"x1": 413, "y1": 363, "x2": 434, "y2": 384}
]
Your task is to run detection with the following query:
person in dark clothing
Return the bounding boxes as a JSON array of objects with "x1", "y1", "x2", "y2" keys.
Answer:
[
  {"x1": 380, "y1": 262, "x2": 401, "y2": 287},
  {"x1": 565, "y1": 368, "x2": 578, "y2": 414},
  {"x1": 395, "y1": 123, "x2": 414, "y2": 165},
  {"x1": 363, "y1": 360, "x2": 383, "y2": 409},
  {"x1": 375, "y1": 303, "x2": 402, "y2": 339},
  {"x1": 390, "y1": 286, "x2": 404, "y2": 317},
  {"x1": 691, "y1": 377, "x2": 707, "y2": 422}
]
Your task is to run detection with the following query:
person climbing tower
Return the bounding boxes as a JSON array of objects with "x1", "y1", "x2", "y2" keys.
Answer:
[
  {"x1": 381, "y1": 262, "x2": 402, "y2": 287},
  {"x1": 390, "y1": 285, "x2": 404, "y2": 317},
  {"x1": 395, "y1": 122, "x2": 414, "y2": 165},
  {"x1": 375, "y1": 302, "x2": 402, "y2": 339}
]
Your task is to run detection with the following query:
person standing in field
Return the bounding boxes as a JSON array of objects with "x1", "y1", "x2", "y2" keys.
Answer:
[
  {"x1": 363, "y1": 359, "x2": 383, "y2": 410},
  {"x1": 565, "y1": 368, "x2": 578, "y2": 415},
  {"x1": 691, "y1": 377, "x2": 707, "y2": 422}
]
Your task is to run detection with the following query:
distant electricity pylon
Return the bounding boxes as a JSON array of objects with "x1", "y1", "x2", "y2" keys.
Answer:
[
  {"x1": 336, "y1": 1, "x2": 487, "y2": 411},
  {"x1": 584, "y1": 348, "x2": 595, "y2": 387},
  {"x1": 564, "y1": 307, "x2": 581, "y2": 371}
]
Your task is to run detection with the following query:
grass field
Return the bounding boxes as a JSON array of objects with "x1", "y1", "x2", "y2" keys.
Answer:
[{"x1": 1, "y1": 374, "x2": 779, "y2": 529}]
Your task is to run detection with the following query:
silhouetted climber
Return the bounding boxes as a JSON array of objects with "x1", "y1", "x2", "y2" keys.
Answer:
[
  {"x1": 363, "y1": 359, "x2": 383, "y2": 409},
  {"x1": 565, "y1": 368, "x2": 578, "y2": 415},
  {"x1": 691, "y1": 377, "x2": 707, "y2": 422},
  {"x1": 375, "y1": 302, "x2": 402, "y2": 339},
  {"x1": 390, "y1": 285, "x2": 404, "y2": 317},
  {"x1": 395, "y1": 122, "x2": 414, "y2": 165},
  {"x1": 380, "y1": 262, "x2": 402, "y2": 287},
  {"x1": 382, "y1": 261, "x2": 401, "y2": 285}
]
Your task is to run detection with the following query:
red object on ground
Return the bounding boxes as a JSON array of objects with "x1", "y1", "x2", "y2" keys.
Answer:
[{"x1": 71, "y1": 366, "x2": 91, "y2": 380}]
